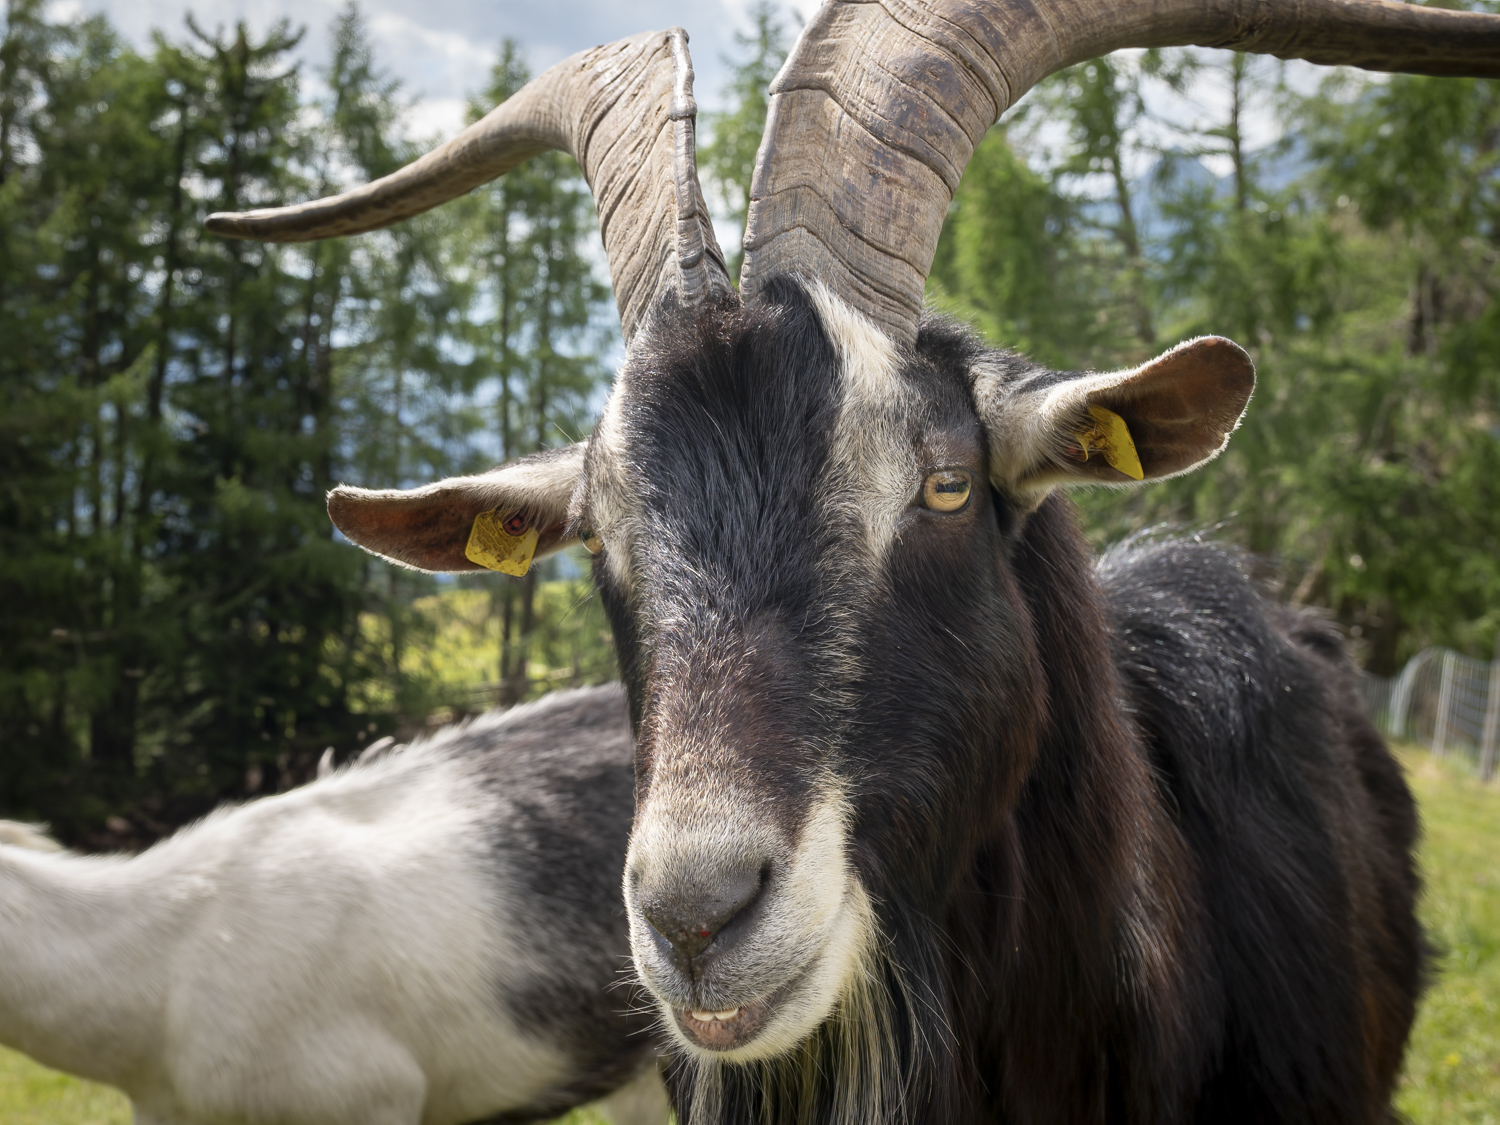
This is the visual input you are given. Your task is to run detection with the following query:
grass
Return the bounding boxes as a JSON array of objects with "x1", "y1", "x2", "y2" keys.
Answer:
[
  {"x1": 0, "y1": 1047, "x2": 127, "y2": 1125},
  {"x1": 0, "y1": 1049, "x2": 612, "y2": 1125},
  {"x1": 1395, "y1": 746, "x2": 1500, "y2": 1123},
  {"x1": 1, "y1": 747, "x2": 1495, "y2": 1123}
]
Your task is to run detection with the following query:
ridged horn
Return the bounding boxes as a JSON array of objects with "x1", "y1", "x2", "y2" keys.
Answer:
[
  {"x1": 206, "y1": 29, "x2": 731, "y2": 343},
  {"x1": 741, "y1": 0, "x2": 1500, "y2": 346}
]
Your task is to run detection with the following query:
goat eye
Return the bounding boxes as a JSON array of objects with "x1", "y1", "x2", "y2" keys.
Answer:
[
  {"x1": 580, "y1": 528, "x2": 604, "y2": 555},
  {"x1": 922, "y1": 470, "x2": 972, "y2": 513}
]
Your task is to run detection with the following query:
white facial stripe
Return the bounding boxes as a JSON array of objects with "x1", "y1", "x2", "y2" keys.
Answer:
[
  {"x1": 610, "y1": 290, "x2": 913, "y2": 1119},
  {"x1": 590, "y1": 282, "x2": 919, "y2": 607},
  {"x1": 806, "y1": 280, "x2": 902, "y2": 402},
  {"x1": 586, "y1": 382, "x2": 647, "y2": 595},
  {"x1": 805, "y1": 280, "x2": 919, "y2": 564}
]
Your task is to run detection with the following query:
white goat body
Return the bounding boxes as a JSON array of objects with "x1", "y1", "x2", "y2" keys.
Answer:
[{"x1": 0, "y1": 685, "x2": 662, "y2": 1125}]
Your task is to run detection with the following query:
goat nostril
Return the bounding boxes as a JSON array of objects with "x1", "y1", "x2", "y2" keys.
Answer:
[{"x1": 639, "y1": 861, "x2": 768, "y2": 963}]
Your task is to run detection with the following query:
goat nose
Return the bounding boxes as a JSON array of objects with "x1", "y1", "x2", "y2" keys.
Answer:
[{"x1": 639, "y1": 861, "x2": 767, "y2": 962}]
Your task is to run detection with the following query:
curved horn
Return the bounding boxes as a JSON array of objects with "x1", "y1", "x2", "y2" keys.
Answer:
[
  {"x1": 206, "y1": 29, "x2": 731, "y2": 343},
  {"x1": 740, "y1": 0, "x2": 1500, "y2": 346}
]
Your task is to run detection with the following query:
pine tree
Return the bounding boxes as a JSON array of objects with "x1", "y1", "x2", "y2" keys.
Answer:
[
  {"x1": 8, "y1": 3, "x2": 1491, "y2": 832},
  {"x1": 0, "y1": 5, "x2": 178, "y2": 826},
  {"x1": 1039, "y1": 56, "x2": 1164, "y2": 352},
  {"x1": 0, "y1": 5, "x2": 623, "y2": 839},
  {"x1": 311, "y1": 3, "x2": 468, "y2": 721},
  {"x1": 928, "y1": 127, "x2": 1099, "y2": 368},
  {"x1": 461, "y1": 43, "x2": 611, "y2": 705},
  {"x1": 701, "y1": 3, "x2": 790, "y2": 279}
]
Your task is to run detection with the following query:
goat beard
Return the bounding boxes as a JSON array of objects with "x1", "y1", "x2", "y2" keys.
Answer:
[{"x1": 667, "y1": 918, "x2": 955, "y2": 1125}]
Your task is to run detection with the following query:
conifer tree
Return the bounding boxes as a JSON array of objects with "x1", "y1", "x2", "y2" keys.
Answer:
[
  {"x1": 5, "y1": 2, "x2": 1498, "y2": 839},
  {"x1": 928, "y1": 128, "x2": 1099, "y2": 368},
  {"x1": 462, "y1": 42, "x2": 610, "y2": 704},
  {"x1": 701, "y1": 2, "x2": 789, "y2": 279}
]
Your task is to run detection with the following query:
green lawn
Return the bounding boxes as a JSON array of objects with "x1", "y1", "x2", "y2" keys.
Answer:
[
  {"x1": 1395, "y1": 747, "x2": 1500, "y2": 1123},
  {"x1": 0, "y1": 1048, "x2": 613, "y2": 1125},
  {"x1": 2, "y1": 746, "x2": 1495, "y2": 1123},
  {"x1": 0, "y1": 1046, "x2": 126, "y2": 1125}
]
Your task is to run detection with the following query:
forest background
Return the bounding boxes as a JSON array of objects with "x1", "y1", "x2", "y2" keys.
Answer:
[{"x1": 2, "y1": 0, "x2": 1498, "y2": 844}]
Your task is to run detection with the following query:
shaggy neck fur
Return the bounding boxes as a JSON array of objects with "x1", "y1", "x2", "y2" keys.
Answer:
[
  {"x1": 973, "y1": 499, "x2": 1210, "y2": 1122},
  {"x1": 659, "y1": 497, "x2": 1209, "y2": 1125}
]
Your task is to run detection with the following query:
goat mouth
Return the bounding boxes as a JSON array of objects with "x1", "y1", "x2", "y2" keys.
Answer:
[{"x1": 672, "y1": 974, "x2": 801, "y2": 1052}]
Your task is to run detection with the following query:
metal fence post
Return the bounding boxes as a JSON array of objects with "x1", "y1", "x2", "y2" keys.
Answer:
[
  {"x1": 1431, "y1": 649, "x2": 1456, "y2": 758},
  {"x1": 1389, "y1": 649, "x2": 1428, "y2": 742},
  {"x1": 1480, "y1": 635, "x2": 1500, "y2": 783}
]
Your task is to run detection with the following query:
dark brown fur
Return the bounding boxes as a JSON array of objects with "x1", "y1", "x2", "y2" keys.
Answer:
[{"x1": 597, "y1": 285, "x2": 1420, "y2": 1124}]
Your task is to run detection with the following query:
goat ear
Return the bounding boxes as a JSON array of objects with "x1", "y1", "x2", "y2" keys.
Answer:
[
  {"x1": 327, "y1": 443, "x2": 585, "y2": 573},
  {"x1": 972, "y1": 336, "x2": 1254, "y2": 499}
]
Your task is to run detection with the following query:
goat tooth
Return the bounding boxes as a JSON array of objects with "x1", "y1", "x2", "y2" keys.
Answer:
[{"x1": 688, "y1": 1007, "x2": 739, "y2": 1022}]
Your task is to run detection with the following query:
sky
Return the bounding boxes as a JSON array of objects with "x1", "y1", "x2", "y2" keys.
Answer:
[
  {"x1": 59, "y1": 0, "x2": 821, "y2": 138},
  {"x1": 51, "y1": 0, "x2": 1336, "y2": 270},
  {"x1": 52, "y1": 0, "x2": 1324, "y2": 179}
]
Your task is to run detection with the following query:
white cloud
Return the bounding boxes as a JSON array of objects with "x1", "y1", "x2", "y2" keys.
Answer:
[
  {"x1": 75, "y1": 0, "x2": 791, "y2": 124},
  {"x1": 403, "y1": 95, "x2": 470, "y2": 142}
]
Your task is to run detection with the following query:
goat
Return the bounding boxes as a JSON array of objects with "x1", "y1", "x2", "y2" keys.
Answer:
[
  {"x1": 0, "y1": 685, "x2": 666, "y2": 1125},
  {"x1": 208, "y1": 2, "x2": 1499, "y2": 1120},
  {"x1": 0, "y1": 821, "x2": 64, "y2": 852}
]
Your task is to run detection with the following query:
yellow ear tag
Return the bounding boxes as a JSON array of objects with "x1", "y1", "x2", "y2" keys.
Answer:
[
  {"x1": 1078, "y1": 405, "x2": 1144, "y2": 481},
  {"x1": 464, "y1": 510, "x2": 539, "y2": 576}
]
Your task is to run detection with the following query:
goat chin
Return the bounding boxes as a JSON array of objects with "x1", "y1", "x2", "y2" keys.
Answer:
[{"x1": 0, "y1": 684, "x2": 666, "y2": 1125}]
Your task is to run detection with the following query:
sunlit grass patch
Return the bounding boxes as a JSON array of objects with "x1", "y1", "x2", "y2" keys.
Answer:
[
  {"x1": 0, "y1": 1047, "x2": 128, "y2": 1125},
  {"x1": 1396, "y1": 746, "x2": 1500, "y2": 1123},
  {"x1": 0, "y1": 1046, "x2": 617, "y2": 1124}
]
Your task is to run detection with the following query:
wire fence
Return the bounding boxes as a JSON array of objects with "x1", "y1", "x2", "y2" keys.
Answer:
[{"x1": 1360, "y1": 646, "x2": 1500, "y2": 780}]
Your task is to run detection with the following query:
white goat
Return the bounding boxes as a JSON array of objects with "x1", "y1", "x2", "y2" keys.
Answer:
[{"x1": 0, "y1": 684, "x2": 664, "y2": 1125}]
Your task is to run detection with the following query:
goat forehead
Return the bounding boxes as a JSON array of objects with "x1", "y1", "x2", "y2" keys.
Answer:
[{"x1": 593, "y1": 291, "x2": 978, "y2": 580}]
